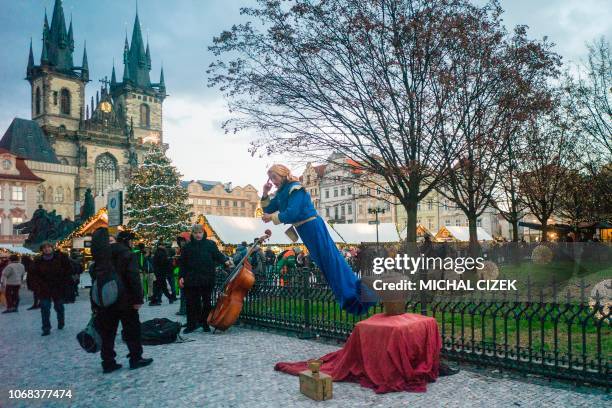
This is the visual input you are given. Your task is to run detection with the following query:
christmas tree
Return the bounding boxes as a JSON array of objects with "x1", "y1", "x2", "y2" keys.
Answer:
[{"x1": 125, "y1": 144, "x2": 193, "y2": 244}]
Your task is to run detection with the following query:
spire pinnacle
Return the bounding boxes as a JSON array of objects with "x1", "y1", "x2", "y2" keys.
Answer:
[
  {"x1": 27, "y1": 38, "x2": 35, "y2": 75},
  {"x1": 81, "y1": 41, "x2": 89, "y2": 81}
]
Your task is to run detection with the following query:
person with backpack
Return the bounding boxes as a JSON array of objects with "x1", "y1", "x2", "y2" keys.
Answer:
[
  {"x1": 91, "y1": 228, "x2": 153, "y2": 373},
  {"x1": 29, "y1": 242, "x2": 73, "y2": 336},
  {"x1": 179, "y1": 224, "x2": 230, "y2": 333}
]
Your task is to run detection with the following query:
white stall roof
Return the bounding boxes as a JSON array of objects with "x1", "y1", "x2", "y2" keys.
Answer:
[
  {"x1": 329, "y1": 222, "x2": 401, "y2": 244},
  {"x1": 0, "y1": 244, "x2": 36, "y2": 255},
  {"x1": 435, "y1": 226, "x2": 494, "y2": 242},
  {"x1": 203, "y1": 215, "x2": 343, "y2": 246}
]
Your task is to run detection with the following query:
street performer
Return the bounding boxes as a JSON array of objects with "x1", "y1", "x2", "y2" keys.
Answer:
[{"x1": 261, "y1": 164, "x2": 375, "y2": 314}]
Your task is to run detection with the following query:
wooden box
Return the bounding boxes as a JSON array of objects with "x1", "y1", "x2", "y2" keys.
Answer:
[{"x1": 299, "y1": 361, "x2": 333, "y2": 401}]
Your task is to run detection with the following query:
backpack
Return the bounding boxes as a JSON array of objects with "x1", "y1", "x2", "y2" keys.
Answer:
[
  {"x1": 140, "y1": 318, "x2": 182, "y2": 345},
  {"x1": 76, "y1": 315, "x2": 102, "y2": 353},
  {"x1": 90, "y1": 228, "x2": 124, "y2": 308}
]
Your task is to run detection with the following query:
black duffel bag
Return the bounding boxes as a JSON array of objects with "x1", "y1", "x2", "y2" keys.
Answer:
[
  {"x1": 140, "y1": 318, "x2": 182, "y2": 345},
  {"x1": 77, "y1": 315, "x2": 102, "y2": 353}
]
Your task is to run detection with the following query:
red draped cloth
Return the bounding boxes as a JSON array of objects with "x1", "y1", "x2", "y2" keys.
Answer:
[{"x1": 275, "y1": 313, "x2": 441, "y2": 393}]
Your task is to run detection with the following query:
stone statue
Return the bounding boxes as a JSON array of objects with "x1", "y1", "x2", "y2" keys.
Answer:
[
  {"x1": 17, "y1": 205, "x2": 79, "y2": 249},
  {"x1": 80, "y1": 188, "x2": 95, "y2": 221},
  {"x1": 127, "y1": 145, "x2": 138, "y2": 167}
]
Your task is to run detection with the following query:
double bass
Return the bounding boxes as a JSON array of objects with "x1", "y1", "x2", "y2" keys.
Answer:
[{"x1": 208, "y1": 230, "x2": 272, "y2": 331}]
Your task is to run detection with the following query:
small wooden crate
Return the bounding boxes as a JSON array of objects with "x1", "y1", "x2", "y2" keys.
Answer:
[{"x1": 299, "y1": 361, "x2": 333, "y2": 401}]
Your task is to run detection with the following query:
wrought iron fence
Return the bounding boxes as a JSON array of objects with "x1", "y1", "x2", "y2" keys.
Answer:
[{"x1": 213, "y1": 261, "x2": 611, "y2": 387}]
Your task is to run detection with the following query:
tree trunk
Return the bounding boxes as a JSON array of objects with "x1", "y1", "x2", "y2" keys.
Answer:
[
  {"x1": 541, "y1": 219, "x2": 548, "y2": 242},
  {"x1": 511, "y1": 218, "x2": 519, "y2": 242},
  {"x1": 467, "y1": 214, "x2": 481, "y2": 257}
]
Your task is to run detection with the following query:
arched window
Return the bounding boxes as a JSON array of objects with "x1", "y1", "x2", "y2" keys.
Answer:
[
  {"x1": 60, "y1": 158, "x2": 69, "y2": 165},
  {"x1": 46, "y1": 187, "x2": 53, "y2": 202},
  {"x1": 35, "y1": 87, "x2": 41, "y2": 115},
  {"x1": 95, "y1": 153, "x2": 117, "y2": 195},
  {"x1": 37, "y1": 186, "x2": 45, "y2": 203},
  {"x1": 55, "y1": 186, "x2": 64, "y2": 203},
  {"x1": 140, "y1": 103, "x2": 150, "y2": 128},
  {"x1": 60, "y1": 88, "x2": 71, "y2": 115}
]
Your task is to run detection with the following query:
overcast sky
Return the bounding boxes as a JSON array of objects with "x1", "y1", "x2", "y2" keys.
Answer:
[{"x1": 0, "y1": 0, "x2": 610, "y2": 193}]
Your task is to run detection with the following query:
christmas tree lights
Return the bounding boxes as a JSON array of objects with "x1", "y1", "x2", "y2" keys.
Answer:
[{"x1": 125, "y1": 144, "x2": 193, "y2": 243}]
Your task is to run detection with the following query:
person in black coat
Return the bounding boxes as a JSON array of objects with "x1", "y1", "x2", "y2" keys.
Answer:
[
  {"x1": 29, "y1": 243, "x2": 73, "y2": 336},
  {"x1": 179, "y1": 224, "x2": 229, "y2": 333},
  {"x1": 150, "y1": 243, "x2": 175, "y2": 305},
  {"x1": 91, "y1": 228, "x2": 153, "y2": 373}
]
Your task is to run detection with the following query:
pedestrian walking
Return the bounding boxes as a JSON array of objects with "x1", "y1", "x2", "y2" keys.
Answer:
[
  {"x1": 29, "y1": 242, "x2": 72, "y2": 336},
  {"x1": 1, "y1": 254, "x2": 25, "y2": 313}
]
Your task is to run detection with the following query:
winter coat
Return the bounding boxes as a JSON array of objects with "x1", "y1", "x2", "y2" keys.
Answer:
[
  {"x1": 90, "y1": 228, "x2": 144, "y2": 309},
  {"x1": 29, "y1": 251, "x2": 73, "y2": 299},
  {"x1": 179, "y1": 238, "x2": 227, "y2": 287},
  {"x1": 153, "y1": 247, "x2": 172, "y2": 278},
  {"x1": 1, "y1": 262, "x2": 25, "y2": 287}
]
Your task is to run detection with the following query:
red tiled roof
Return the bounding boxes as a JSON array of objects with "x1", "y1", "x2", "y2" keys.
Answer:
[
  {"x1": 313, "y1": 164, "x2": 327, "y2": 178},
  {"x1": 0, "y1": 148, "x2": 44, "y2": 183}
]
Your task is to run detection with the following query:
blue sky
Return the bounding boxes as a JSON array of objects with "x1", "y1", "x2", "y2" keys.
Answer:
[{"x1": 0, "y1": 0, "x2": 610, "y2": 191}]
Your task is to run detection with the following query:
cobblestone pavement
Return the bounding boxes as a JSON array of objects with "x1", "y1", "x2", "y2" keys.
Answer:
[{"x1": 0, "y1": 290, "x2": 609, "y2": 408}]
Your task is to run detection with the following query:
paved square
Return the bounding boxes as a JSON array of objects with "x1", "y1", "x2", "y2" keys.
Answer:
[{"x1": 0, "y1": 290, "x2": 608, "y2": 407}]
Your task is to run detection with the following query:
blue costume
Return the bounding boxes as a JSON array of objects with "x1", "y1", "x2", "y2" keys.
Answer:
[{"x1": 262, "y1": 181, "x2": 375, "y2": 314}]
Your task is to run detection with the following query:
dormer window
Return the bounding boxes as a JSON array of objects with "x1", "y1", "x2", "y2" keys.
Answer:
[{"x1": 2, "y1": 159, "x2": 11, "y2": 170}]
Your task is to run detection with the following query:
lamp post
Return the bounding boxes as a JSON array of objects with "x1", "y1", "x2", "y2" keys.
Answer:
[{"x1": 368, "y1": 206, "x2": 386, "y2": 248}]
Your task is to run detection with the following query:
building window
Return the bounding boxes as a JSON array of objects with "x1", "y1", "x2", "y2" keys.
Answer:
[
  {"x1": 334, "y1": 189, "x2": 338, "y2": 197},
  {"x1": 217, "y1": 199, "x2": 221, "y2": 206},
  {"x1": 241, "y1": 201, "x2": 245, "y2": 208},
  {"x1": 225, "y1": 200, "x2": 229, "y2": 207},
  {"x1": 455, "y1": 219, "x2": 461, "y2": 226},
  {"x1": 341, "y1": 205, "x2": 345, "y2": 217},
  {"x1": 347, "y1": 187, "x2": 352, "y2": 195},
  {"x1": 325, "y1": 207, "x2": 330, "y2": 217},
  {"x1": 347, "y1": 204, "x2": 352, "y2": 215},
  {"x1": 445, "y1": 219, "x2": 451, "y2": 226},
  {"x1": 188, "y1": 198, "x2": 194, "y2": 204},
  {"x1": 417, "y1": 203, "x2": 421, "y2": 211},
  {"x1": 334, "y1": 206, "x2": 339, "y2": 218},
  {"x1": 428, "y1": 219, "x2": 433, "y2": 230},
  {"x1": 55, "y1": 186, "x2": 64, "y2": 203},
  {"x1": 2, "y1": 159, "x2": 11, "y2": 170},
  {"x1": 60, "y1": 88, "x2": 71, "y2": 115},
  {"x1": 477, "y1": 218, "x2": 482, "y2": 227},
  {"x1": 206, "y1": 199, "x2": 211, "y2": 206},
  {"x1": 53, "y1": 91, "x2": 58, "y2": 105},
  {"x1": 341, "y1": 188, "x2": 345, "y2": 196},
  {"x1": 60, "y1": 158, "x2": 69, "y2": 165},
  {"x1": 11, "y1": 186, "x2": 24, "y2": 201},
  {"x1": 12, "y1": 218, "x2": 23, "y2": 234},
  {"x1": 35, "y1": 87, "x2": 41, "y2": 115},
  {"x1": 427, "y1": 200, "x2": 433, "y2": 210},
  {"x1": 140, "y1": 104, "x2": 150, "y2": 128},
  {"x1": 325, "y1": 189, "x2": 329, "y2": 199},
  {"x1": 95, "y1": 153, "x2": 117, "y2": 195},
  {"x1": 306, "y1": 175, "x2": 311, "y2": 184}
]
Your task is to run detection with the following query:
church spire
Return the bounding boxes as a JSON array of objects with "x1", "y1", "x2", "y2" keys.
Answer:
[
  {"x1": 42, "y1": 0, "x2": 76, "y2": 74},
  {"x1": 111, "y1": 63, "x2": 117, "y2": 87},
  {"x1": 81, "y1": 42, "x2": 89, "y2": 81},
  {"x1": 27, "y1": 38, "x2": 35, "y2": 78},
  {"x1": 68, "y1": 17, "x2": 74, "y2": 51},
  {"x1": 126, "y1": 9, "x2": 151, "y2": 88}
]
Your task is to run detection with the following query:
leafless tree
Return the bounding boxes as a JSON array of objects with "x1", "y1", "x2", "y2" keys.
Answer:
[{"x1": 209, "y1": 0, "x2": 476, "y2": 242}]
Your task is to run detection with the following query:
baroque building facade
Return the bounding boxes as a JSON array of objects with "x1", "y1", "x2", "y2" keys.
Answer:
[
  {"x1": 183, "y1": 180, "x2": 259, "y2": 219},
  {"x1": 0, "y1": 0, "x2": 165, "y2": 223}
]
